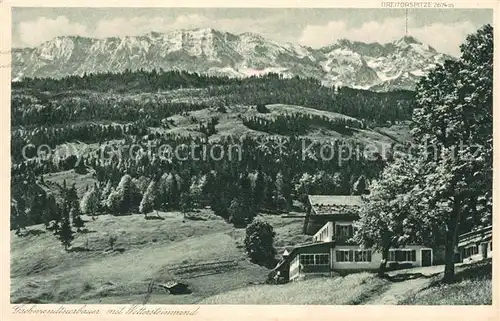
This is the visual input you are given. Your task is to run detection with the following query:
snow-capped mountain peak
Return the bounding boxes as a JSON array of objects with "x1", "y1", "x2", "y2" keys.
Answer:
[
  {"x1": 11, "y1": 29, "x2": 451, "y2": 91},
  {"x1": 394, "y1": 35, "x2": 421, "y2": 46}
]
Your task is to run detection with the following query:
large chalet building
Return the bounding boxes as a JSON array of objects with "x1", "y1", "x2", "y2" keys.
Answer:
[
  {"x1": 271, "y1": 195, "x2": 493, "y2": 283},
  {"x1": 271, "y1": 195, "x2": 436, "y2": 282}
]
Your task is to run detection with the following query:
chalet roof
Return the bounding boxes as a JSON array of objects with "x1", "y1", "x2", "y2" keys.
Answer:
[
  {"x1": 308, "y1": 195, "x2": 362, "y2": 216},
  {"x1": 458, "y1": 225, "x2": 492, "y2": 247}
]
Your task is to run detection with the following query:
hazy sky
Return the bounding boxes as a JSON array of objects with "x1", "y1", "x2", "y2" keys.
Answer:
[{"x1": 12, "y1": 8, "x2": 492, "y2": 56}]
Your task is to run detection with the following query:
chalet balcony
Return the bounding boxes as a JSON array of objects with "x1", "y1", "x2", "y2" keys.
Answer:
[
  {"x1": 332, "y1": 235, "x2": 356, "y2": 245},
  {"x1": 300, "y1": 264, "x2": 331, "y2": 273}
]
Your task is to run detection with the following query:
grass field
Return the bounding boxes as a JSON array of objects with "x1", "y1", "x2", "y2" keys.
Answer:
[
  {"x1": 201, "y1": 273, "x2": 388, "y2": 304},
  {"x1": 11, "y1": 209, "x2": 492, "y2": 304},
  {"x1": 10, "y1": 210, "x2": 307, "y2": 304},
  {"x1": 402, "y1": 259, "x2": 492, "y2": 305},
  {"x1": 11, "y1": 206, "x2": 491, "y2": 305},
  {"x1": 201, "y1": 259, "x2": 492, "y2": 305},
  {"x1": 161, "y1": 103, "x2": 406, "y2": 149}
]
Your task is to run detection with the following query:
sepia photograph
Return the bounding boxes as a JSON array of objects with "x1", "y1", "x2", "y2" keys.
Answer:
[{"x1": 6, "y1": 2, "x2": 494, "y2": 308}]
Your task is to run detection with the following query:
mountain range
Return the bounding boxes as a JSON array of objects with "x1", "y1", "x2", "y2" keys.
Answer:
[{"x1": 11, "y1": 28, "x2": 452, "y2": 91}]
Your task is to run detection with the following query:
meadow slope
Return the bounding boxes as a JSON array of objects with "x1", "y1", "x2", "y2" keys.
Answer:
[
  {"x1": 11, "y1": 210, "x2": 491, "y2": 305},
  {"x1": 11, "y1": 211, "x2": 309, "y2": 304}
]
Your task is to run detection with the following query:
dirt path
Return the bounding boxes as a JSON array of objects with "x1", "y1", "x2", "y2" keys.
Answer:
[
  {"x1": 361, "y1": 265, "x2": 444, "y2": 305},
  {"x1": 362, "y1": 276, "x2": 436, "y2": 304}
]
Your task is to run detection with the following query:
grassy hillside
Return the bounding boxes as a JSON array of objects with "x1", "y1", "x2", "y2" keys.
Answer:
[
  {"x1": 162, "y1": 103, "x2": 405, "y2": 148},
  {"x1": 12, "y1": 205, "x2": 491, "y2": 305},
  {"x1": 202, "y1": 273, "x2": 387, "y2": 304},
  {"x1": 201, "y1": 260, "x2": 492, "y2": 305},
  {"x1": 11, "y1": 211, "x2": 308, "y2": 304},
  {"x1": 402, "y1": 259, "x2": 492, "y2": 305}
]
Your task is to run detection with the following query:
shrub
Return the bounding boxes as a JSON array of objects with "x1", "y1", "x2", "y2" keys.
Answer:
[
  {"x1": 108, "y1": 235, "x2": 117, "y2": 250},
  {"x1": 244, "y1": 219, "x2": 277, "y2": 268}
]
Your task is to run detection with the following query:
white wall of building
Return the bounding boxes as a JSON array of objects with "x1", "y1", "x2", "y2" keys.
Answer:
[{"x1": 331, "y1": 245, "x2": 433, "y2": 270}]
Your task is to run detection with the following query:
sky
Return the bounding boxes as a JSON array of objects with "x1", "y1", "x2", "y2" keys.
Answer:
[{"x1": 12, "y1": 8, "x2": 492, "y2": 56}]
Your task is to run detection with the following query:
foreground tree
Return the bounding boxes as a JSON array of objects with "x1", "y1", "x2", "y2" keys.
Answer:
[
  {"x1": 244, "y1": 219, "x2": 277, "y2": 268},
  {"x1": 412, "y1": 24, "x2": 493, "y2": 283},
  {"x1": 353, "y1": 155, "x2": 426, "y2": 276}
]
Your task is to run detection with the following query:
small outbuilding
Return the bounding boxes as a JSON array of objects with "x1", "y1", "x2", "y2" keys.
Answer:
[{"x1": 159, "y1": 281, "x2": 191, "y2": 295}]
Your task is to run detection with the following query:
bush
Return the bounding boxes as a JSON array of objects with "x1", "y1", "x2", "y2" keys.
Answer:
[
  {"x1": 229, "y1": 198, "x2": 255, "y2": 227},
  {"x1": 244, "y1": 219, "x2": 277, "y2": 268},
  {"x1": 108, "y1": 235, "x2": 117, "y2": 250}
]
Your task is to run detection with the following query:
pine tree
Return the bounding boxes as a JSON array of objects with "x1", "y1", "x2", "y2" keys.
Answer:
[
  {"x1": 67, "y1": 185, "x2": 84, "y2": 231},
  {"x1": 99, "y1": 180, "x2": 113, "y2": 211},
  {"x1": 11, "y1": 198, "x2": 27, "y2": 236},
  {"x1": 352, "y1": 175, "x2": 367, "y2": 195},
  {"x1": 208, "y1": 172, "x2": 231, "y2": 220},
  {"x1": 228, "y1": 198, "x2": 247, "y2": 227},
  {"x1": 57, "y1": 202, "x2": 74, "y2": 251},
  {"x1": 139, "y1": 180, "x2": 156, "y2": 217},
  {"x1": 165, "y1": 172, "x2": 180, "y2": 209},
  {"x1": 43, "y1": 194, "x2": 60, "y2": 229},
  {"x1": 180, "y1": 192, "x2": 194, "y2": 217},
  {"x1": 71, "y1": 207, "x2": 85, "y2": 232},
  {"x1": 80, "y1": 185, "x2": 99, "y2": 220},
  {"x1": 253, "y1": 170, "x2": 265, "y2": 212},
  {"x1": 239, "y1": 172, "x2": 255, "y2": 218},
  {"x1": 274, "y1": 171, "x2": 289, "y2": 213},
  {"x1": 116, "y1": 174, "x2": 133, "y2": 214}
]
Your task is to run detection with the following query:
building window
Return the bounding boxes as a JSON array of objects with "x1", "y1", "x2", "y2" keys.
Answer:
[
  {"x1": 336, "y1": 224, "x2": 353, "y2": 238},
  {"x1": 464, "y1": 245, "x2": 478, "y2": 257},
  {"x1": 388, "y1": 249, "x2": 416, "y2": 262},
  {"x1": 316, "y1": 254, "x2": 329, "y2": 265},
  {"x1": 336, "y1": 249, "x2": 354, "y2": 262},
  {"x1": 300, "y1": 254, "x2": 315, "y2": 265},
  {"x1": 355, "y1": 250, "x2": 372, "y2": 262},
  {"x1": 299, "y1": 253, "x2": 330, "y2": 266}
]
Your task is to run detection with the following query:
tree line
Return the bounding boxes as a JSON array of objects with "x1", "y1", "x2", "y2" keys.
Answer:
[
  {"x1": 12, "y1": 72, "x2": 415, "y2": 127},
  {"x1": 243, "y1": 113, "x2": 365, "y2": 136}
]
